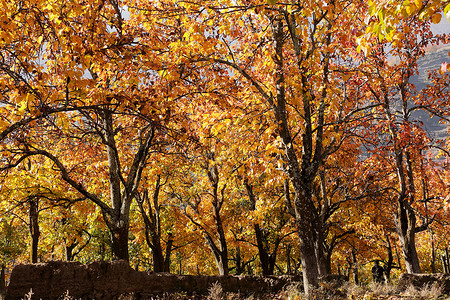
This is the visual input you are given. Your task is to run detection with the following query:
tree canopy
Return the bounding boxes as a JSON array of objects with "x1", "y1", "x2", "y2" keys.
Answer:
[{"x1": 0, "y1": 0, "x2": 449, "y2": 296}]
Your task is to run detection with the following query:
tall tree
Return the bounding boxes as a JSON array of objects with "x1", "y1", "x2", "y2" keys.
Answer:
[
  {"x1": 358, "y1": 15, "x2": 447, "y2": 272},
  {"x1": 141, "y1": 0, "x2": 376, "y2": 292},
  {"x1": 243, "y1": 178, "x2": 293, "y2": 275},
  {"x1": 0, "y1": 0, "x2": 182, "y2": 260},
  {"x1": 136, "y1": 173, "x2": 175, "y2": 272}
]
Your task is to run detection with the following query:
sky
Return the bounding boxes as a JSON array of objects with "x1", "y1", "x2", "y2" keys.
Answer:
[{"x1": 431, "y1": 18, "x2": 450, "y2": 35}]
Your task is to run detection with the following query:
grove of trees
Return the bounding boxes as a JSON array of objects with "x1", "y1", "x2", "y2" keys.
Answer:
[{"x1": 0, "y1": 0, "x2": 449, "y2": 296}]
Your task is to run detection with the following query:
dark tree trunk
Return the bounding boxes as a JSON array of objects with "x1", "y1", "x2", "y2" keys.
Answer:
[
  {"x1": 0, "y1": 265, "x2": 5, "y2": 296},
  {"x1": 244, "y1": 178, "x2": 281, "y2": 275},
  {"x1": 430, "y1": 228, "x2": 436, "y2": 273},
  {"x1": 164, "y1": 233, "x2": 173, "y2": 272},
  {"x1": 254, "y1": 224, "x2": 278, "y2": 275},
  {"x1": 110, "y1": 220, "x2": 130, "y2": 261},
  {"x1": 271, "y1": 14, "x2": 333, "y2": 293},
  {"x1": 286, "y1": 244, "x2": 292, "y2": 275},
  {"x1": 101, "y1": 108, "x2": 154, "y2": 262},
  {"x1": 65, "y1": 230, "x2": 91, "y2": 262},
  {"x1": 151, "y1": 238, "x2": 165, "y2": 272},
  {"x1": 394, "y1": 150, "x2": 420, "y2": 273},
  {"x1": 352, "y1": 250, "x2": 358, "y2": 285},
  {"x1": 66, "y1": 244, "x2": 75, "y2": 261},
  {"x1": 205, "y1": 234, "x2": 228, "y2": 276},
  {"x1": 395, "y1": 169, "x2": 421, "y2": 273},
  {"x1": 28, "y1": 198, "x2": 40, "y2": 263},
  {"x1": 136, "y1": 178, "x2": 169, "y2": 272},
  {"x1": 295, "y1": 193, "x2": 320, "y2": 289},
  {"x1": 378, "y1": 45, "x2": 425, "y2": 274},
  {"x1": 234, "y1": 247, "x2": 245, "y2": 275},
  {"x1": 183, "y1": 161, "x2": 229, "y2": 276},
  {"x1": 191, "y1": 163, "x2": 229, "y2": 276},
  {"x1": 384, "y1": 235, "x2": 396, "y2": 282}
]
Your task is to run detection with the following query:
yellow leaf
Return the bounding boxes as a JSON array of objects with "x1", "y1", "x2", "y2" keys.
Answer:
[
  {"x1": 18, "y1": 99, "x2": 27, "y2": 113},
  {"x1": 157, "y1": 70, "x2": 166, "y2": 77},
  {"x1": 414, "y1": 0, "x2": 423, "y2": 8}
]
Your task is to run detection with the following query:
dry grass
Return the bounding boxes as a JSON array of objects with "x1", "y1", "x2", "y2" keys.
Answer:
[
  {"x1": 19, "y1": 281, "x2": 448, "y2": 300},
  {"x1": 402, "y1": 282, "x2": 444, "y2": 299},
  {"x1": 21, "y1": 288, "x2": 79, "y2": 300},
  {"x1": 207, "y1": 282, "x2": 224, "y2": 300},
  {"x1": 21, "y1": 289, "x2": 33, "y2": 300},
  {"x1": 279, "y1": 281, "x2": 447, "y2": 300}
]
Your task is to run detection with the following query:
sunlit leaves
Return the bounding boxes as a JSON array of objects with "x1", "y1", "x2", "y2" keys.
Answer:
[
  {"x1": 366, "y1": 0, "x2": 448, "y2": 44},
  {"x1": 0, "y1": 0, "x2": 449, "y2": 278}
]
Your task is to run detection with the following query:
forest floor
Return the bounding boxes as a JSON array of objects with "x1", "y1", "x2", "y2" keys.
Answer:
[
  {"x1": 100, "y1": 282, "x2": 450, "y2": 300},
  {"x1": 18, "y1": 281, "x2": 450, "y2": 299}
]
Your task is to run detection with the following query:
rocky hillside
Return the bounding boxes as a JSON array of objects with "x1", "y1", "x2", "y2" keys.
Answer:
[{"x1": 410, "y1": 45, "x2": 450, "y2": 141}]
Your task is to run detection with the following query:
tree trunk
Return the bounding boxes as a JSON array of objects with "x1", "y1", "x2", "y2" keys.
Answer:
[
  {"x1": 109, "y1": 219, "x2": 130, "y2": 261},
  {"x1": 209, "y1": 209, "x2": 228, "y2": 275},
  {"x1": 386, "y1": 117, "x2": 421, "y2": 274},
  {"x1": 442, "y1": 250, "x2": 449, "y2": 273},
  {"x1": 384, "y1": 66, "x2": 422, "y2": 274},
  {"x1": 103, "y1": 109, "x2": 130, "y2": 261},
  {"x1": 385, "y1": 235, "x2": 394, "y2": 282},
  {"x1": 352, "y1": 250, "x2": 359, "y2": 285},
  {"x1": 314, "y1": 225, "x2": 328, "y2": 276},
  {"x1": 286, "y1": 244, "x2": 292, "y2": 275},
  {"x1": 164, "y1": 233, "x2": 173, "y2": 272},
  {"x1": 234, "y1": 247, "x2": 245, "y2": 275},
  {"x1": 294, "y1": 190, "x2": 320, "y2": 292},
  {"x1": 195, "y1": 163, "x2": 229, "y2": 276},
  {"x1": 151, "y1": 238, "x2": 165, "y2": 272},
  {"x1": 395, "y1": 151, "x2": 421, "y2": 274},
  {"x1": 28, "y1": 198, "x2": 40, "y2": 263},
  {"x1": 430, "y1": 229, "x2": 436, "y2": 273},
  {"x1": 317, "y1": 170, "x2": 331, "y2": 276},
  {"x1": 253, "y1": 224, "x2": 279, "y2": 275},
  {"x1": 136, "y1": 177, "x2": 170, "y2": 272},
  {"x1": 244, "y1": 179, "x2": 281, "y2": 275},
  {"x1": 0, "y1": 265, "x2": 5, "y2": 298},
  {"x1": 65, "y1": 244, "x2": 75, "y2": 261},
  {"x1": 299, "y1": 237, "x2": 320, "y2": 293},
  {"x1": 397, "y1": 207, "x2": 421, "y2": 274},
  {"x1": 205, "y1": 234, "x2": 228, "y2": 275},
  {"x1": 271, "y1": 14, "x2": 330, "y2": 293},
  {"x1": 210, "y1": 214, "x2": 229, "y2": 276}
]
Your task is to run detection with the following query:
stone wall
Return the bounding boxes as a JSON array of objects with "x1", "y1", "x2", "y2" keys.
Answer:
[{"x1": 6, "y1": 260, "x2": 301, "y2": 299}]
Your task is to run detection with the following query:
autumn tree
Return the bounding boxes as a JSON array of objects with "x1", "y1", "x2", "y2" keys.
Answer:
[
  {"x1": 243, "y1": 179, "x2": 282, "y2": 275},
  {"x1": 135, "y1": 170, "x2": 179, "y2": 273},
  {"x1": 2, "y1": 0, "x2": 450, "y2": 289},
  {"x1": 0, "y1": 0, "x2": 188, "y2": 261},
  {"x1": 134, "y1": 0, "x2": 384, "y2": 292},
  {"x1": 357, "y1": 14, "x2": 448, "y2": 272}
]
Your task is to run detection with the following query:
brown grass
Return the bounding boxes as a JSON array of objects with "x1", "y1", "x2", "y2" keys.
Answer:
[{"x1": 19, "y1": 281, "x2": 448, "y2": 300}]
